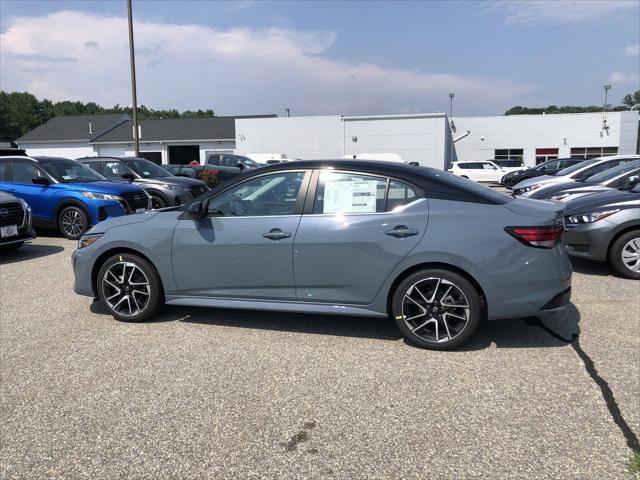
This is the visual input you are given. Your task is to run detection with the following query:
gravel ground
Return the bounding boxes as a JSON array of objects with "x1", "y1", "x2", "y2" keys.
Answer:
[{"x1": 1, "y1": 236, "x2": 638, "y2": 479}]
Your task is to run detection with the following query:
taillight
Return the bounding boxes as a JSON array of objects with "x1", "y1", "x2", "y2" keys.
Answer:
[{"x1": 505, "y1": 225, "x2": 564, "y2": 249}]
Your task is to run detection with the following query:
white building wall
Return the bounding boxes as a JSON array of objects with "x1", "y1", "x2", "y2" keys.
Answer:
[
  {"x1": 236, "y1": 116, "x2": 342, "y2": 160},
  {"x1": 18, "y1": 142, "x2": 96, "y2": 159},
  {"x1": 453, "y1": 111, "x2": 639, "y2": 167}
]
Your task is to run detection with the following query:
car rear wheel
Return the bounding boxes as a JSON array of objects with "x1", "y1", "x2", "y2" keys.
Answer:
[
  {"x1": 609, "y1": 230, "x2": 640, "y2": 279},
  {"x1": 391, "y1": 269, "x2": 481, "y2": 350},
  {"x1": 97, "y1": 253, "x2": 164, "y2": 322},
  {"x1": 58, "y1": 206, "x2": 88, "y2": 240}
]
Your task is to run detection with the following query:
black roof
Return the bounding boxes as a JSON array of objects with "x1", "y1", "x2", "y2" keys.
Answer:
[
  {"x1": 16, "y1": 114, "x2": 130, "y2": 143},
  {"x1": 227, "y1": 159, "x2": 512, "y2": 205},
  {"x1": 90, "y1": 115, "x2": 276, "y2": 144}
]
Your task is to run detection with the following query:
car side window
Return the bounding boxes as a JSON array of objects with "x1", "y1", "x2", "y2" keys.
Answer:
[
  {"x1": 207, "y1": 171, "x2": 305, "y2": 217},
  {"x1": 12, "y1": 162, "x2": 44, "y2": 183},
  {"x1": 482, "y1": 162, "x2": 496, "y2": 170},
  {"x1": 0, "y1": 162, "x2": 9, "y2": 181},
  {"x1": 541, "y1": 161, "x2": 559, "y2": 171},
  {"x1": 387, "y1": 180, "x2": 417, "y2": 211},
  {"x1": 102, "y1": 161, "x2": 130, "y2": 179},
  {"x1": 221, "y1": 155, "x2": 239, "y2": 168},
  {"x1": 206, "y1": 154, "x2": 220, "y2": 166},
  {"x1": 457, "y1": 163, "x2": 469, "y2": 169},
  {"x1": 580, "y1": 160, "x2": 631, "y2": 179},
  {"x1": 314, "y1": 172, "x2": 387, "y2": 214},
  {"x1": 466, "y1": 163, "x2": 481, "y2": 169}
]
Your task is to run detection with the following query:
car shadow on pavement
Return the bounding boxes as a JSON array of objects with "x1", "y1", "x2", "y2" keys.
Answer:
[
  {"x1": 0, "y1": 244, "x2": 65, "y2": 265},
  {"x1": 91, "y1": 300, "x2": 581, "y2": 348},
  {"x1": 569, "y1": 257, "x2": 615, "y2": 277}
]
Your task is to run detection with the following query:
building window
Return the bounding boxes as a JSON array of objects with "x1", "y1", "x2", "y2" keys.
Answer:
[
  {"x1": 570, "y1": 147, "x2": 618, "y2": 158},
  {"x1": 535, "y1": 148, "x2": 559, "y2": 165},
  {"x1": 494, "y1": 149, "x2": 523, "y2": 162}
]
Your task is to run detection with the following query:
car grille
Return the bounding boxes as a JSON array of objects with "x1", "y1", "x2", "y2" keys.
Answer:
[
  {"x1": 120, "y1": 192, "x2": 149, "y2": 212},
  {"x1": 189, "y1": 185, "x2": 208, "y2": 197},
  {"x1": 0, "y1": 202, "x2": 25, "y2": 227}
]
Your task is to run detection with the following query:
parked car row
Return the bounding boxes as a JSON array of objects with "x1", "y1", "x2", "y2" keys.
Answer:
[
  {"x1": 447, "y1": 160, "x2": 525, "y2": 183},
  {"x1": 509, "y1": 155, "x2": 640, "y2": 279},
  {"x1": 0, "y1": 155, "x2": 208, "y2": 240}
]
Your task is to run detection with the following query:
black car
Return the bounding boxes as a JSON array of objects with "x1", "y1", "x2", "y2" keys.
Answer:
[
  {"x1": 0, "y1": 190, "x2": 35, "y2": 251},
  {"x1": 78, "y1": 157, "x2": 209, "y2": 209},
  {"x1": 564, "y1": 180, "x2": 640, "y2": 279},
  {"x1": 502, "y1": 158, "x2": 584, "y2": 189},
  {"x1": 167, "y1": 153, "x2": 261, "y2": 182}
]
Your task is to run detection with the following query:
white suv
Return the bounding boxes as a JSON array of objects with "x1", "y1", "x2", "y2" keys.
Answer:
[{"x1": 448, "y1": 161, "x2": 507, "y2": 183}]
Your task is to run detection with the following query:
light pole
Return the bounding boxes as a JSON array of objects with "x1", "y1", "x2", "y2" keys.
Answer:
[
  {"x1": 448, "y1": 93, "x2": 455, "y2": 131},
  {"x1": 602, "y1": 84, "x2": 611, "y2": 133},
  {"x1": 127, "y1": 0, "x2": 140, "y2": 156},
  {"x1": 285, "y1": 108, "x2": 290, "y2": 117}
]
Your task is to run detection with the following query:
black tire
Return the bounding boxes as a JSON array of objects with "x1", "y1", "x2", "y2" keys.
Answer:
[
  {"x1": 97, "y1": 253, "x2": 164, "y2": 322},
  {"x1": 58, "y1": 205, "x2": 89, "y2": 240},
  {"x1": 608, "y1": 230, "x2": 640, "y2": 279},
  {"x1": 150, "y1": 194, "x2": 167, "y2": 209},
  {"x1": 0, "y1": 241, "x2": 24, "y2": 252},
  {"x1": 391, "y1": 269, "x2": 481, "y2": 350}
]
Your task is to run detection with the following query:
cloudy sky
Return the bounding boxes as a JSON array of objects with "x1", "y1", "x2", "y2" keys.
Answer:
[{"x1": 0, "y1": 0, "x2": 638, "y2": 116}]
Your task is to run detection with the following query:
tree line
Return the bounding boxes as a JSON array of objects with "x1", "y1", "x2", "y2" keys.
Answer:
[
  {"x1": 0, "y1": 91, "x2": 215, "y2": 143},
  {"x1": 505, "y1": 90, "x2": 640, "y2": 116}
]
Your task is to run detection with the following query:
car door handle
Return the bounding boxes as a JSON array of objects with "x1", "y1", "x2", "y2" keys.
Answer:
[
  {"x1": 261, "y1": 228, "x2": 291, "y2": 240},
  {"x1": 385, "y1": 226, "x2": 419, "y2": 238}
]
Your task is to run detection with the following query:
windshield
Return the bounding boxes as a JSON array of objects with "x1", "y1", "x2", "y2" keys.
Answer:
[
  {"x1": 586, "y1": 160, "x2": 640, "y2": 184},
  {"x1": 123, "y1": 158, "x2": 172, "y2": 178},
  {"x1": 235, "y1": 155, "x2": 261, "y2": 167},
  {"x1": 556, "y1": 159, "x2": 597, "y2": 176},
  {"x1": 40, "y1": 161, "x2": 107, "y2": 183}
]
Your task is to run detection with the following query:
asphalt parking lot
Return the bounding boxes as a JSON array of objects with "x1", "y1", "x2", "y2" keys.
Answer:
[{"x1": 1, "y1": 236, "x2": 638, "y2": 479}]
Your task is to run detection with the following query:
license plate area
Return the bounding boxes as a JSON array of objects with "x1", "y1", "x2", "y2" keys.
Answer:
[{"x1": 0, "y1": 224, "x2": 18, "y2": 238}]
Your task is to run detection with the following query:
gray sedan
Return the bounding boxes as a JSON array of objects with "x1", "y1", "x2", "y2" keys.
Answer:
[{"x1": 72, "y1": 160, "x2": 571, "y2": 350}]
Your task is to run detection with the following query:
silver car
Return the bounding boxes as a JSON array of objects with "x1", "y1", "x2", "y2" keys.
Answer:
[
  {"x1": 512, "y1": 155, "x2": 639, "y2": 197},
  {"x1": 72, "y1": 160, "x2": 571, "y2": 350}
]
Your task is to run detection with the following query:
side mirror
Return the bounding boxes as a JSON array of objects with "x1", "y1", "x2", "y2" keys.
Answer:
[
  {"x1": 237, "y1": 162, "x2": 245, "y2": 170},
  {"x1": 121, "y1": 173, "x2": 135, "y2": 181},
  {"x1": 32, "y1": 177, "x2": 50, "y2": 186},
  {"x1": 187, "y1": 201, "x2": 205, "y2": 218},
  {"x1": 623, "y1": 176, "x2": 640, "y2": 190}
]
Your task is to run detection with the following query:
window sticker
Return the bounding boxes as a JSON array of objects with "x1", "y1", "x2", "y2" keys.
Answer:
[{"x1": 323, "y1": 178, "x2": 378, "y2": 213}]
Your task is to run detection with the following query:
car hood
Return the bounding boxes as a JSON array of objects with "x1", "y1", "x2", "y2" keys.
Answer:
[
  {"x1": 161, "y1": 176, "x2": 207, "y2": 187},
  {"x1": 513, "y1": 175, "x2": 557, "y2": 189},
  {"x1": 56, "y1": 181, "x2": 146, "y2": 194},
  {"x1": 506, "y1": 196, "x2": 565, "y2": 219},
  {"x1": 0, "y1": 190, "x2": 19, "y2": 203},
  {"x1": 564, "y1": 188, "x2": 640, "y2": 215},
  {"x1": 85, "y1": 211, "x2": 159, "y2": 234},
  {"x1": 133, "y1": 177, "x2": 188, "y2": 187}
]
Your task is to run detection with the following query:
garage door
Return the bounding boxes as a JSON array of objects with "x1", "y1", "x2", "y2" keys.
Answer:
[{"x1": 97, "y1": 146, "x2": 126, "y2": 157}]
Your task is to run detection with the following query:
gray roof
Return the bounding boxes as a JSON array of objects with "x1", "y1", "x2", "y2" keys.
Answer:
[
  {"x1": 91, "y1": 115, "x2": 276, "y2": 144},
  {"x1": 16, "y1": 114, "x2": 130, "y2": 143}
]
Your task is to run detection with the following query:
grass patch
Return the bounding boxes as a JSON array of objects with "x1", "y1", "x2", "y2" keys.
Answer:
[{"x1": 628, "y1": 451, "x2": 640, "y2": 474}]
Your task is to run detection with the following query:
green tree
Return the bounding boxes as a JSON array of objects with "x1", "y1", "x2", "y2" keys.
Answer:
[{"x1": 621, "y1": 90, "x2": 640, "y2": 108}]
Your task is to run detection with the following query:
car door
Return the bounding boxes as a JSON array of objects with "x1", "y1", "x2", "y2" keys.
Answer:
[
  {"x1": 292, "y1": 171, "x2": 428, "y2": 304},
  {"x1": 171, "y1": 170, "x2": 310, "y2": 300},
  {"x1": 481, "y1": 162, "x2": 501, "y2": 182},
  {"x1": 206, "y1": 154, "x2": 242, "y2": 181},
  {"x1": 4, "y1": 160, "x2": 56, "y2": 222}
]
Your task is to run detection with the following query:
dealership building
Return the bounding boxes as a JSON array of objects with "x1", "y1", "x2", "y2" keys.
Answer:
[{"x1": 15, "y1": 110, "x2": 639, "y2": 169}]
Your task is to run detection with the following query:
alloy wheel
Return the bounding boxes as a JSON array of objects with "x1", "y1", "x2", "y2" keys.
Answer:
[
  {"x1": 60, "y1": 208, "x2": 85, "y2": 238},
  {"x1": 621, "y1": 237, "x2": 640, "y2": 273},
  {"x1": 102, "y1": 261, "x2": 151, "y2": 317},
  {"x1": 401, "y1": 277, "x2": 470, "y2": 343}
]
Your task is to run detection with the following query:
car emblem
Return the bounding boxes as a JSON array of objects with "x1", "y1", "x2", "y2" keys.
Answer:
[
  {"x1": 0, "y1": 208, "x2": 8, "y2": 218},
  {"x1": 134, "y1": 195, "x2": 140, "y2": 202}
]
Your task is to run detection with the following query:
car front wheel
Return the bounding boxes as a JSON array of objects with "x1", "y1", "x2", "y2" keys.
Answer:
[
  {"x1": 97, "y1": 253, "x2": 164, "y2": 322},
  {"x1": 391, "y1": 269, "x2": 481, "y2": 350},
  {"x1": 150, "y1": 195, "x2": 167, "y2": 209},
  {"x1": 609, "y1": 230, "x2": 640, "y2": 279},
  {"x1": 58, "y1": 206, "x2": 89, "y2": 240}
]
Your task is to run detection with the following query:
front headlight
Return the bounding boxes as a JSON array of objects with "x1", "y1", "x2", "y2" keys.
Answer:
[
  {"x1": 78, "y1": 233, "x2": 103, "y2": 249},
  {"x1": 567, "y1": 209, "x2": 620, "y2": 224},
  {"x1": 80, "y1": 191, "x2": 122, "y2": 201},
  {"x1": 160, "y1": 184, "x2": 188, "y2": 191},
  {"x1": 514, "y1": 184, "x2": 542, "y2": 195}
]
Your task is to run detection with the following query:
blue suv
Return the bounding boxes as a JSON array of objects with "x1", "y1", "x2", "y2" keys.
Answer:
[{"x1": 0, "y1": 156, "x2": 151, "y2": 239}]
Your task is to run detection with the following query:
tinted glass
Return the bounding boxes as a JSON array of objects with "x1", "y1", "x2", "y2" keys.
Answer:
[
  {"x1": 234, "y1": 155, "x2": 260, "y2": 167},
  {"x1": 556, "y1": 159, "x2": 596, "y2": 176},
  {"x1": 540, "y1": 161, "x2": 560, "y2": 171},
  {"x1": 0, "y1": 162, "x2": 9, "y2": 181},
  {"x1": 482, "y1": 162, "x2": 496, "y2": 170},
  {"x1": 12, "y1": 162, "x2": 45, "y2": 183},
  {"x1": 387, "y1": 180, "x2": 417, "y2": 211},
  {"x1": 40, "y1": 161, "x2": 106, "y2": 183},
  {"x1": 586, "y1": 160, "x2": 640, "y2": 184},
  {"x1": 428, "y1": 170, "x2": 513, "y2": 204},
  {"x1": 314, "y1": 172, "x2": 387, "y2": 214},
  {"x1": 101, "y1": 161, "x2": 135, "y2": 179},
  {"x1": 124, "y1": 158, "x2": 171, "y2": 178},
  {"x1": 206, "y1": 154, "x2": 220, "y2": 165},
  {"x1": 208, "y1": 171, "x2": 304, "y2": 216},
  {"x1": 220, "y1": 155, "x2": 239, "y2": 167},
  {"x1": 579, "y1": 159, "x2": 634, "y2": 180}
]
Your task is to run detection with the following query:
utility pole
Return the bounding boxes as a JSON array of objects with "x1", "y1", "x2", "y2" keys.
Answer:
[
  {"x1": 127, "y1": 0, "x2": 140, "y2": 156},
  {"x1": 448, "y1": 93, "x2": 455, "y2": 166},
  {"x1": 602, "y1": 84, "x2": 611, "y2": 134},
  {"x1": 285, "y1": 108, "x2": 290, "y2": 117}
]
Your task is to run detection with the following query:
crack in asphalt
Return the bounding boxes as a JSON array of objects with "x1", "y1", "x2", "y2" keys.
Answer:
[{"x1": 531, "y1": 317, "x2": 640, "y2": 453}]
